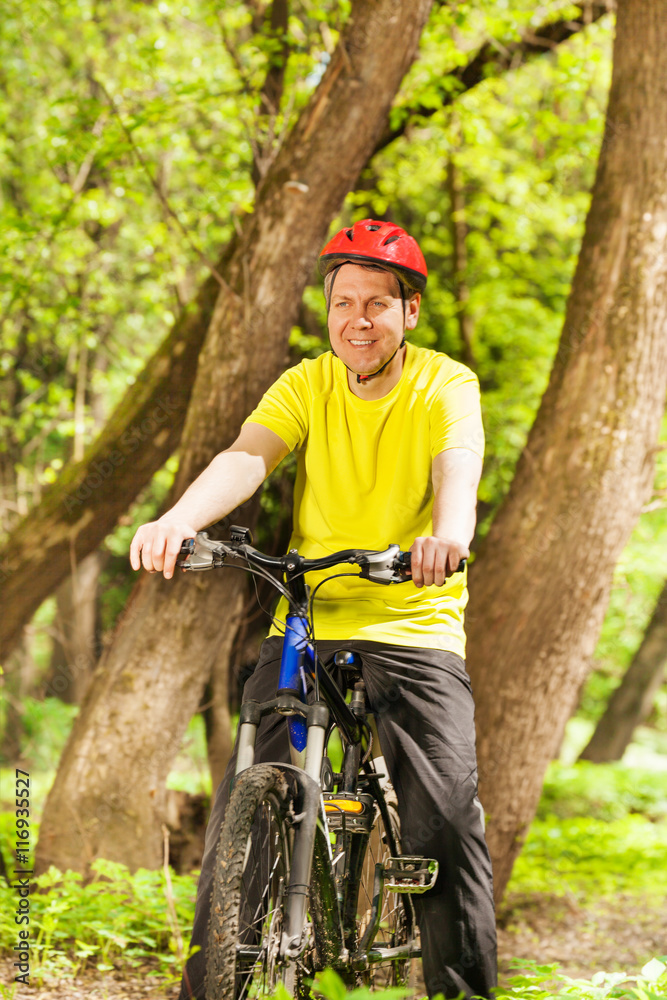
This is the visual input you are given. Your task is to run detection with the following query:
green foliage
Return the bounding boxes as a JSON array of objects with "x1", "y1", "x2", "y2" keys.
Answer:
[
  {"x1": 0, "y1": 808, "x2": 38, "y2": 876},
  {"x1": 1, "y1": 698, "x2": 77, "y2": 772},
  {"x1": 509, "y1": 814, "x2": 667, "y2": 901},
  {"x1": 0, "y1": 0, "x2": 342, "y2": 541},
  {"x1": 280, "y1": 961, "x2": 667, "y2": 998},
  {"x1": 0, "y1": 859, "x2": 198, "y2": 983},
  {"x1": 1, "y1": 0, "x2": 618, "y2": 543},
  {"x1": 341, "y1": 13, "x2": 613, "y2": 517},
  {"x1": 165, "y1": 711, "x2": 212, "y2": 796},
  {"x1": 310, "y1": 968, "x2": 412, "y2": 999},
  {"x1": 496, "y1": 959, "x2": 667, "y2": 1000},
  {"x1": 1, "y1": 758, "x2": 665, "y2": 990},
  {"x1": 537, "y1": 762, "x2": 667, "y2": 823}
]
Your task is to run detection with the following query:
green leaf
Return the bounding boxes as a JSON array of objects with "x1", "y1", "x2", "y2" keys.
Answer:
[{"x1": 641, "y1": 959, "x2": 667, "y2": 983}]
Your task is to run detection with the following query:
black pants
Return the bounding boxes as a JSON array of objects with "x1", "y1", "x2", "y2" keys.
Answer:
[{"x1": 178, "y1": 638, "x2": 497, "y2": 1000}]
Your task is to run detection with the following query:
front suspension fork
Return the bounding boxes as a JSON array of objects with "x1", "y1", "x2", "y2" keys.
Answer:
[{"x1": 233, "y1": 697, "x2": 331, "y2": 958}]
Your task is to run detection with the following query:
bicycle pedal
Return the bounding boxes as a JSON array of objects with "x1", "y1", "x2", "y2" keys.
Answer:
[
  {"x1": 323, "y1": 792, "x2": 374, "y2": 833},
  {"x1": 381, "y1": 856, "x2": 439, "y2": 894}
]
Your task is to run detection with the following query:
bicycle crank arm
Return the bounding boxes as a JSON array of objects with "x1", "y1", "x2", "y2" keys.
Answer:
[{"x1": 366, "y1": 941, "x2": 423, "y2": 962}]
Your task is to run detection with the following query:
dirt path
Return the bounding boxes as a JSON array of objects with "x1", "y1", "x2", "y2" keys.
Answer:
[{"x1": 4, "y1": 894, "x2": 665, "y2": 999}]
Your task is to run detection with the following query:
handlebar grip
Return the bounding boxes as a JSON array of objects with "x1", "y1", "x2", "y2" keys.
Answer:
[{"x1": 397, "y1": 551, "x2": 467, "y2": 578}]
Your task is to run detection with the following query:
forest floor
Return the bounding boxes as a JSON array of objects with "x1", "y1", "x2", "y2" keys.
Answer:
[{"x1": 4, "y1": 892, "x2": 665, "y2": 999}]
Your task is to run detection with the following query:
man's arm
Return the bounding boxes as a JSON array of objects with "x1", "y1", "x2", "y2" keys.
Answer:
[
  {"x1": 129, "y1": 423, "x2": 289, "y2": 579},
  {"x1": 409, "y1": 447, "x2": 483, "y2": 588}
]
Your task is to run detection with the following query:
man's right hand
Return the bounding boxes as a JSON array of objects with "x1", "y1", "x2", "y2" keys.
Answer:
[{"x1": 130, "y1": 517, "x2": 198, "y2": 580}]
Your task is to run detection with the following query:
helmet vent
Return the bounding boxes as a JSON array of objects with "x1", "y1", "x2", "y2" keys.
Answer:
[
  {"x1": 345, "y1": 229, "x2": 354, "y2": 240},
  {"x1": 366, "y1": 224, "x2": 381, "y2": 231},
  {"x1": 383, "y1": 235, "x2": 400, "y2": 245}
]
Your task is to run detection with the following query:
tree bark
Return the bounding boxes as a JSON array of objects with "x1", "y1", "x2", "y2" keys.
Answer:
[
  {"x1": 201, "y1": 647, "x2": 235, "y2": 795},
  {"x1": 0, "y1": 627, "x2": 45, "y2": 763},
  {"x1": 36, "y1": 0, "x2": 435, "y2": 876},
  {"x1": 45, "y1": 551, "x2": 107, "y2": 705},
  {"x1": 579, "y1": 580, "x2": 667, "y2": 762},
  {"x1": 466, "y1": 0, "x2": 667, "y2": 901},
  {"x1": 0, "y1": 265, "x2": 223, "y2": 661},
  {"x1": 0, "y1": 3, "x2": 615, "y2": 663}
]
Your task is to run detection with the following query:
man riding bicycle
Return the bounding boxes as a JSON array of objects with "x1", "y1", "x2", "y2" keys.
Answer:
[{"x1": 130, "y1": 219, "x2": 497, "y2": 999}]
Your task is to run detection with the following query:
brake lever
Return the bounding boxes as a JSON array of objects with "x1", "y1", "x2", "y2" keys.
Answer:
[
  {"x1": 176, "y1": 531, "x2": 226, "y2": 571},
  {"x1": 357, "y1": 545, "x2": 402, "y2": 585}
]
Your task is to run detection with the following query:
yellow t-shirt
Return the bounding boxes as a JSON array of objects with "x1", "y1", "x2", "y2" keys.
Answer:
[{"x1": 243, "y1": 342, "x2": 484, "y2": 657}]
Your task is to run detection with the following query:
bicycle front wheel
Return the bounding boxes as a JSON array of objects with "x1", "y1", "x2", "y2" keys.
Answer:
[{"x1": 205, "y1": 765, "x2": 313, "y2": 1000}]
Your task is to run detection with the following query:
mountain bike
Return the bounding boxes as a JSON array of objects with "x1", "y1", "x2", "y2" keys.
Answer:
[{"x1": 178, "y1": 526, "x2": 456, "y2": 999}]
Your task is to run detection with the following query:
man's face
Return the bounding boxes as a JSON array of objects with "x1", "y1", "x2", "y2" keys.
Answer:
[{"x1": 328, "y1": 264, "x2": 420, "y2": 379}]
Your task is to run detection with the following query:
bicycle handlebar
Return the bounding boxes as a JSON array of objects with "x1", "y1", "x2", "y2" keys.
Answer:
[{"x1": 176, "y1": 526, "x2": 466, "y2": 586}]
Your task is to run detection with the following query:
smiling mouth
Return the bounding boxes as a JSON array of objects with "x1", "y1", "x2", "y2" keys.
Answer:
[{"x1": 348, "y1": 339, "x2": 375, "y2": 346}]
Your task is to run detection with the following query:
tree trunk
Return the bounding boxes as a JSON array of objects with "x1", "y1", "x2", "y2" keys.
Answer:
[
  {"x1": 201, "y1": 652, "x2": 235, "y2": 795},
  {"x1": 466, "y1": 0, "x2": 667, "y2": 901},
  {"x1": 579, "y1": 580, "x2": 667, "y2": 762},
  {"x1": 0, "y1": 3, "x2": 614, "y2": 662},
  {"x1": 45, "y1": 551, "x2": 107, "y2": 705},
  {"x1": 35, "y1": 0, "x2": 435, "y2": 876},
  {"x1": 0, "y1": 632, "x2": 43, "y2": 763},
  {"x1": 0, "y1": 640, "x2": 30, "y2": 762},
  {"x1": 0, "y1": 265, "x2": 223, "y2": 661}
]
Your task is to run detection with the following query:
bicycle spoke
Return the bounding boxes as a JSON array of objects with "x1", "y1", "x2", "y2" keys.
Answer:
[{"x1": 231, "y1": 796, "x2": 297, "y2": 998}]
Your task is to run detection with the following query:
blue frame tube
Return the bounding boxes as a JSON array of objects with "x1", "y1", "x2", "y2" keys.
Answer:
[{"x1": 279, "y1": 615, "x2": 313, "y2": 755}]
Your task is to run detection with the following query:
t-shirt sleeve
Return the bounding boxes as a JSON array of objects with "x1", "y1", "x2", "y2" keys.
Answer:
[
  {"x1": 242, "y1": 363, "x2": 309, "y2": 452},
  {"x1": 429, "y1": 367, "x2": 485, "y2": 460}
]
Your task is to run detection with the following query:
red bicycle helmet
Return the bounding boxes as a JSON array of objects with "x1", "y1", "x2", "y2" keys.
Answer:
[{"x1": 318, "y1": 219, "x2": 428, "y2": 293}]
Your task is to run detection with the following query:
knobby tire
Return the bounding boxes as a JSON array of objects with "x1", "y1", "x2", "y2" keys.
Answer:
[{"x1": 205, "y1": 765, "x2": 312, "y2": 1000}]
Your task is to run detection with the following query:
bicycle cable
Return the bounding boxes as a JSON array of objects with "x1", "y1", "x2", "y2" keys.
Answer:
[
  {"x1": 360, "y1": 722, "x2": 374, "y2": 766},
  {"x1": 206, "y1": 560, "x2": 311, "y2": 646},
  {"x1": 206, "y1": 555, "x2": 371, "y2": 699},
  {"x1": 308, "y1": 572, "x2": 362, "y2": 640}
]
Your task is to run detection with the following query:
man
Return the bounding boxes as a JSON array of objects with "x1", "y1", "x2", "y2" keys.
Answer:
[{"x1": 130, "y1": 219, "x2": 497, "y2": 998}]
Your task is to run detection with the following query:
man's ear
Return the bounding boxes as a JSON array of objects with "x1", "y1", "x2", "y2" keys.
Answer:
[{"x1": 405, "y1": 292, "x2": 421, "y2": 329}]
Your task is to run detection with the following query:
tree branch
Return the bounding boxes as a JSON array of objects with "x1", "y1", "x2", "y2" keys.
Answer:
[{"x1": 373, "y1": 1, "x2": 616, "y2": 155}]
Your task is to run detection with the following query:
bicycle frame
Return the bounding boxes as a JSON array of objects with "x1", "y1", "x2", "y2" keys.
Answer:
[
  {"x1": 234, "y1": 619, "x2": 416, "y2": 970},
  {"x1": 179, "y1": 529, "x2": 429, "y2": 972}
]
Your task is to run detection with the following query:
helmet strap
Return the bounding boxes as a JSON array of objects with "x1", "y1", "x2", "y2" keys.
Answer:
[
  {"x1": 325, "y1": 263, "x2": 344, "y2": 314},
  {"x1": 352, "y1": 336, "x2": 406, "y2": 383}
]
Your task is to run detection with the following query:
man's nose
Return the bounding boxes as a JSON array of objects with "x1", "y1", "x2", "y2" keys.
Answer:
[{"x1": 351, "y1": 308, "x2": 372, "y2": 328}]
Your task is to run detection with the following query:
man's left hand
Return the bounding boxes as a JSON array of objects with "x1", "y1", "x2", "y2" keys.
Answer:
[{"x1": 409, "y1": 536, "x2": 469, "y2": 588}]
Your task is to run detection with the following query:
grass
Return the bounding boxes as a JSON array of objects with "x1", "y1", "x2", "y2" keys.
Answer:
[
  {"x1": 0, "y1": 857, "x2": 199, "y2": 987},
  {"x1": 1, "y1": 704, "x2": 666, "y2": 996}
]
